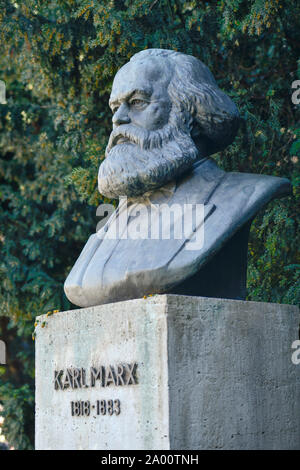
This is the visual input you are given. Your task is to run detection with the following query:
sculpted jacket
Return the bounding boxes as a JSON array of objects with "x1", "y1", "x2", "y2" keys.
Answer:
[{"x1": 64, "y1": 158, "x2": 291, "y2": 307}]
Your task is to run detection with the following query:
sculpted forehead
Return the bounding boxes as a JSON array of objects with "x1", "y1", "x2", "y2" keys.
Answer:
[{"x1": 110, "y1": 57, "x2": 173, "y2": 104}]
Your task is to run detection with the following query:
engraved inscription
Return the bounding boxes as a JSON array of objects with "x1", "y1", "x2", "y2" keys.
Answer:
[
  {"x1": 71, "y1": 399, "x2": 121, "y2": 417},
  {"x1": 54, "y1": 363, "x2": 138, "y2": 390}
]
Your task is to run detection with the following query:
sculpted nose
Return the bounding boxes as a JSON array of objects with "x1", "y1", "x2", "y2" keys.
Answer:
[{"x1": 112, "y1": 103, "x2": 130, "y2": 126}]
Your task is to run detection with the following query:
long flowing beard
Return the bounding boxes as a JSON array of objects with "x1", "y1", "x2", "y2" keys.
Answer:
[{"x1": 98, "y1": 122, "x2": 199, "y2": 198}]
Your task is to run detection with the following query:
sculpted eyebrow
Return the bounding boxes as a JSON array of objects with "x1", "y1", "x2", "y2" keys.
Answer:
[{"x1": 109, "y1": 89, "x2": 151, "y2": 108}]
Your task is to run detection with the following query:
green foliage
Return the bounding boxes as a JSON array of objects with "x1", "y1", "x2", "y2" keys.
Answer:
[
  {"x1": 0, "y1": 382, "x2": 34, "y2": 450},
  {"x1": 0, "y1": 0, "x2": 299, "y2": 449}
]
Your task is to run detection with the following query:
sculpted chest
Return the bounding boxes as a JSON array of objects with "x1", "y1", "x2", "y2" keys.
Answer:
[{"x1": 64, "y1": 161, "x2": 290, "y2": 307}]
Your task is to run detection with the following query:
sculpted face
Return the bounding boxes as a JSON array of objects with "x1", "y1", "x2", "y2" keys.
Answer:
[
  {"x1": 109, "y1": 57, "x2": 172, "y2": 132},
  {"x1": 98, "y1": 57, "x2": 199, "y2": 198}
]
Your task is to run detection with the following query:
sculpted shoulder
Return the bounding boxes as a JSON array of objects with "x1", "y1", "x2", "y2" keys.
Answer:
[
  {"x1": 182, "y1": 159, "x2": 291, "y2": 210},
  {"x1": 163, "y1": 164, "x2": 292, "y2": 292},
  {"x1": 213, "y1": 169, "x2": 291, "y2": 212}
]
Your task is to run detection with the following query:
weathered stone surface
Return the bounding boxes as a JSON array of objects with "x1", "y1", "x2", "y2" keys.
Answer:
[{"x1": 35, "y1": 295, "x2": 300, "y2": 450}]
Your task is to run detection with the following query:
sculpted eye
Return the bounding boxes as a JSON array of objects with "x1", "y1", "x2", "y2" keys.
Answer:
[
  {"x1": 112, "y1": 106, "x2": 119, "y2": 114},
  {"x1": 130, "y1": 99, "x2": 146, "y2": 107}
]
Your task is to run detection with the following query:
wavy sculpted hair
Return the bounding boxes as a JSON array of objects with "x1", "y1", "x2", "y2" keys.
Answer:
[{"x1": 130, "y1": 49, "x2": 240, "y2": 156}]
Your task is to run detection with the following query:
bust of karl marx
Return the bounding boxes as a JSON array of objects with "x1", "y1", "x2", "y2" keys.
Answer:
[{"x1": 64, "y1": 49, "x2": 291, "y2": 308}]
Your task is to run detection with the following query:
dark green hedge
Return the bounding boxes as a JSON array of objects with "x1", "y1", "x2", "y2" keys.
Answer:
[{"x1": 0, "y1": 0, "x2": 299, "y2": 449}]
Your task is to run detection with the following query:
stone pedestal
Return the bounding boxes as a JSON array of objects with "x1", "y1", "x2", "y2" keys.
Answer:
[{"x1": 35, "y1": 295, "x2": 300, "y2": 450}]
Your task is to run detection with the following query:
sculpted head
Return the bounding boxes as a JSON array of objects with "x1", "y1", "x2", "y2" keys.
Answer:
[{"x1": 98, "y1": 49, "x2": 240, "y2": 199}]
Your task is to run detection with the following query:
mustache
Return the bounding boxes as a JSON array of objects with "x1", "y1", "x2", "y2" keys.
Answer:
[
  {"x1": 99, "y1": 123, "x2": 199, "y2": 198},
  {"x1": 105, "y1": 124, "x2": 175, "y2": 156}
]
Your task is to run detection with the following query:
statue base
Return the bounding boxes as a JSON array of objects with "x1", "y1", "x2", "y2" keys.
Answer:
[{"x1": 35, "y1": 295, "x2": 300, "y2": 450}]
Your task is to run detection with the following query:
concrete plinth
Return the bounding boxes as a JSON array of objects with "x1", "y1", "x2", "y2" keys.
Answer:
[{"x1": 35, "y1": 295, "x2": 300, "y2": 450}]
